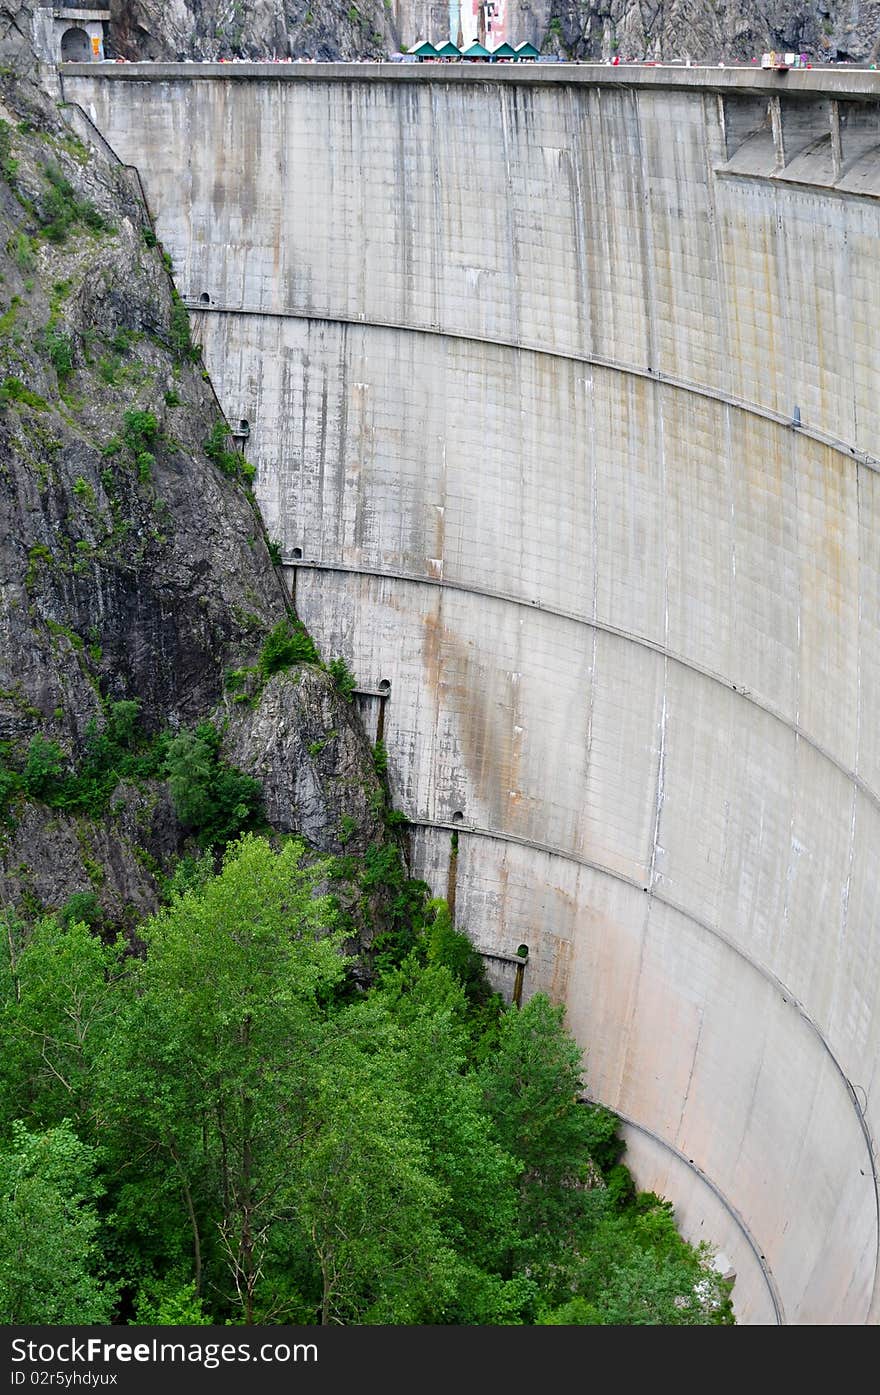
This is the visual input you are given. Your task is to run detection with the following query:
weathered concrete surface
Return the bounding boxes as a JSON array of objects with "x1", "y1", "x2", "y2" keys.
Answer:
[{"x1": 61, "y1": 64, "x2": 880, "y2": 1324}]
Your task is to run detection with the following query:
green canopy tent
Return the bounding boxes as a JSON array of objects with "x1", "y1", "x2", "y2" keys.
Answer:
[
  {"x1": 410, "y1": 41, "x2": 439, "y2": 60},
  {"x1": 435, "y1": 41, "x2": 462, "y2": 57},
  {"x1": 514, "y1": 41, "x2": 540, "y2": 60},
  {"x1": 461, "y1": 41, "x2": 491, "y2": 59},
  {"x1": 490, "y1": 41, "x2": 518, "y2": 60}
]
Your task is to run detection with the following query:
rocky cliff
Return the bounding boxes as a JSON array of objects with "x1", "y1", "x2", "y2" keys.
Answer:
[
  {"x1": 107, "y1": 0, "x2": 392, "y2": 61},
  {"x1": 99, "y1": 0, "x2": 880, "y2": 63},
  {"x1": 0, "y1": 0, "x2": 397, "y2": 938},
  {"x1": 538, "y1": 0, "x2": 880, "y2": 63}
]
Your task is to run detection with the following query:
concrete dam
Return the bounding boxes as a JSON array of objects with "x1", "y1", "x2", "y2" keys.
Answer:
[{"x1": 60, "y1": 61, "x2": 880, "y2": 1324}]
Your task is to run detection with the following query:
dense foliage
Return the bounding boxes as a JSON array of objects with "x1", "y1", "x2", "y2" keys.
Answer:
[
  {"x1": 0, "y1": 702, "x2": 262, "y2": 845},
  {"x1": 0, "y1": 836, "x2": 734, "y2": 1326}
]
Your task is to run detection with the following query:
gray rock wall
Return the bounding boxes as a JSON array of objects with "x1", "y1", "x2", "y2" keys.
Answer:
[
  {"x1": 0, "y1": 36, "x2": 391, "y2": 928},
  {"x1": 100, "y1": 0, "x2": 880, "y2": 61},
  {"x1": 64, "y1": 61, "x2": 880, "y2": 1324}
]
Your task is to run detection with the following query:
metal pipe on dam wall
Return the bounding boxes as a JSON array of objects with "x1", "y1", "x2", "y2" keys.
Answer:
[{"x1": 61, "y1": 62, "x2": 880, "y2": 1324}]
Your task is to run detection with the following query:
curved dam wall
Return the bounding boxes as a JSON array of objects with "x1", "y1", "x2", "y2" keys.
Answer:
[{"x1": 62, "y1": 63, "x2": 880, "y2": 1324}]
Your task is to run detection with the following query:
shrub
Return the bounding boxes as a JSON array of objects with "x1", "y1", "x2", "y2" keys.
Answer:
[
  {"x1": 0, "y1": 378, "x2": 48, "y2": 411},
  {"x1": 164, "y1": 722, "x2": 262, "y2": 848},
  {"x1": 0, "y1": 744, "x2": 24, "y2": 822},
  {"x1": 122, "y1": 409, "x2": 158, "y2": 455},
  {"x1": 10, "y1": 232, "x2": 34, "y2": 271},
  {"x1": 0, "y1": 119, "x2": 14, "y2": 181},
  {"x1": 258, "y1": 618, "x2": 319, "y2": 677},
  {"x1": 72, "y1": 475, "x2": 94, "y2": 506},
  {"x1": 22, "y1": 735, "x2": 67, "y2": 800},
  {"x1": 203, "y1": 420, "x2": 249, "y2": 480},
  {"x1": 329, "y1": 656, "x2": 357, "y2": 702},
  {"x1": 105, "y1": 699, "x2": 141, "y2": 748},
  {"x1": 111, "y1": 327, "x2": 133, "y2": 354},
  {"x1": 39, "y1": 162, "x2": 106, "y2": 243},
  {"x1": 45, "y1": 329, "x2": 74, "y2": 382},
  {"x1": 58, "y1": 890, "x2": 103, "y2": 930},
  {"x1": 136, "y1": 451, "x2": 154, "y2": 483},
  {"x1": 169, "y1": 298, "x2": 199, "y2": 362},
  {"x1": 98, "y1": 356, "x2": 120, "y2": 385},
  {"x1": 604, "y1": 1162, "x2": 636, "y2": 1210}
]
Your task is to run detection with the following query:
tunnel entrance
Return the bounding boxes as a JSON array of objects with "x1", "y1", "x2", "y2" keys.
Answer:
[{"x1": 60, "y1": 28, "x2": 92, "y2": 62}]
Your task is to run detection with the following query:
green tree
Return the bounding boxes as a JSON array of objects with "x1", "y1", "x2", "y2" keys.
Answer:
[
  {"x1": 0, "y1": 914, "x2": 126, "y2": 1133},
  {"x1": 101, "y1": 835, "x2": 348, "y2": 1321},
  {"x1": 551, "y1": 1201, "x2": 735, "y2": 1324},
  {"x1": 477, "y1": 993, "x2": 609, "y2": 1273},
  {"x1": 374, "y1": 962, "x2": 520, "y2": 1280},
  {"x1": 478, "y1": 994, "x2": 594, "y2": 1182},
  {"x1": 163, "y1": 722, "x2": 261, "y2": 847},
  {"x1": 0, "y1": 1120, "x2": 115, "y2": 1323},
  {"x1": 286, "y1": 1040, "x2": 457, "y2": 1324}
]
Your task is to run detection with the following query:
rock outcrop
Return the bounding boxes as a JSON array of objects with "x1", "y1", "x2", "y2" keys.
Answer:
[
  {"x1": 106, "y1": 0, "x2": 393, "y2": 62},
  {"x1": 0, "y1": 0, "x2": 393, "y2": 931},
  {"x1": 537, "y1": 0, "x2": 880, "y2": 63}
]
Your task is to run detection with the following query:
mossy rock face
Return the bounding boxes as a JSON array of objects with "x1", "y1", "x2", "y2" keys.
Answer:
[
  {"x1": 0, "y1": 19, "x2": 401, "y2": 946},
  {"x1": 223, "y1": 668, "x2": 388, "y2": 857},
  {"x1": 0, "y1": 789, "x2": 174, "y2": 927}
]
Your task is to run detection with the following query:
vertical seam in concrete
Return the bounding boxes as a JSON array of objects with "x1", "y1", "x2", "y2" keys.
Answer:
[
  {"x1": 842, "y1": 466, "x2": 862, "y2": 957},
  {"x1": 830, "y1": 100, "x2": 842, "y2": 183},
  {"x1": 848, "y1": 463, "x2": 879, "y2": 1319},
  {"x1": 845, "y1": 205, "x2": 859, "y2": 451},
  {"x1": 397, "y1": 82, "x2": 414, "y2": 329},
  {"x1": 725, "y1": 400, "x2": 737, "y2": 681},
  {"x1": 855, "y1": 464, "x2": 863, "y2": 783},
  {"x1": 335, "y1": 326, "x2": 350, "y2": 556},
  {"x1": 429, "y1": 82, "x2": 442, "y2": 331},
  {"x1": 299, "y1": 327, "x2": 311, "y2": 554},
  {"x1": 568, "y1": 84, "x2": 592, "y2": 356},
  {"x1": 704, "y1": 91, "x2": 732, "y2": 400},
  {"x1": 648, "y1": 670, "x2": 668, "y2": 894},
  {"x1": 771, "y1": 94, "x2": 785, "y2": 171},
  {"x1": 585, "y1": 366, "x2": 598, "y2": 817},
  {"x1": 675, "y1": 1005, "x2": 703, "y2": 1158},
  {"x1": 633, "y1": 88, "x2": 658, "y2": 374},
  {"x1": 647, "y1": 369, "x2": 669, "y2": 896},
  {"x1": 498, "y1": 84, "x2": 520, "y2": 345}
]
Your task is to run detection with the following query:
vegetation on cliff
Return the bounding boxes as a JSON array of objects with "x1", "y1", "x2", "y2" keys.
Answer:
[
  {"x1": 0, "y1": 837, "x2": 734, "y2": 1325},
  {"x1": 0, "y1": 45, "x2": 396, "y2": 936}
]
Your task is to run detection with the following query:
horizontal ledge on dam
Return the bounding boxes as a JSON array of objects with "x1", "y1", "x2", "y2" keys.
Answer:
[
  {"x1": 287, "y1": 559, "x2": 880, "y2": 815},
  {"x1": 478, "y1": 947, "x2": 528, "y2": 966},
  {"x1": 407, "y1": 812, "x2": 880, "y2": 1245},
  {"x1": 611, "y1": 1109, "x2": 785, "y2": 1324},
  {"x1": 714, "y1": 165, "x2": 880, "y2": 205},
  {"x1": 187, "y1": 303, "x2": 880, "y2": 476},
  {"x1": 59, "y1": 62, "x2": 880, "y2": 102}
]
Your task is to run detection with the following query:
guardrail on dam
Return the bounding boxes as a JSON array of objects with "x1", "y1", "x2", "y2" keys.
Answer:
[{"x1": 60, "y1": 61, "x2": 880, "y2": 1324}]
